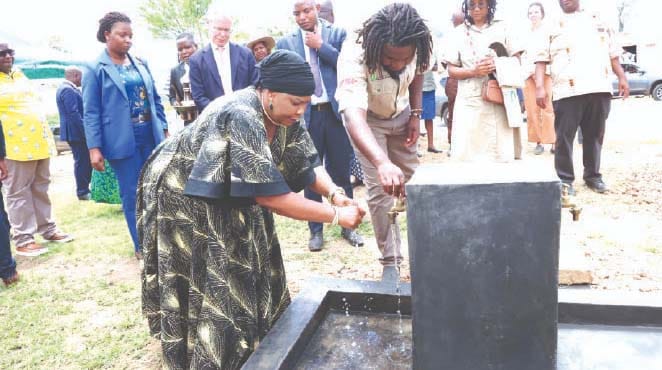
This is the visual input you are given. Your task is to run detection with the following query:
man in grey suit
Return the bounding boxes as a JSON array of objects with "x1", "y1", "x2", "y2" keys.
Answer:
[{"x1": 277, "y1": 0, "x2": 363, "y2": 251}]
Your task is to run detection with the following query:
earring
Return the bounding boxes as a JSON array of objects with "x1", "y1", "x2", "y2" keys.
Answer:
[{"x1": 269, "y1": 100, "x2": 274, "y2": 111}]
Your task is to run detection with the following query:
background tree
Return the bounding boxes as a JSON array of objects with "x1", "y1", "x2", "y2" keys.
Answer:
[
  {"x1": 616, "y1": 0, "x2": 638, "y2": 32},
  {"x1": 140, "y1": 0, "x2": 211, "y2": 41}
]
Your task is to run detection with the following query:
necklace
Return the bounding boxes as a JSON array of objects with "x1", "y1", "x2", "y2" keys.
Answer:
[{"x1": 259, "y1": 91, "x2": 287, "y2": 128}]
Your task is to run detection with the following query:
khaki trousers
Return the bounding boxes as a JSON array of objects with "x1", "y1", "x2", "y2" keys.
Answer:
[
  {"x1": 2, "y1": 159, "x2": 57, "y2": 247},
  {"x1": 524, "y1": 76, "x2": 556, "y2": 144},
  {"x1": 349, "y1": 109, "x2": 418, "y2": 266}
]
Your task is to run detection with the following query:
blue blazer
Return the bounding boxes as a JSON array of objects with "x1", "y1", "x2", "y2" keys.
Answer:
[
  {"x1": 56, "y1": 81, "x2": 85, "y2": 142},
  {"x1": 82, "y1": 51, "x2": 167, "y2": 160},
  {"x1": 276, "y1": 19, "x2": 347, "y2": 124},
  {"x1": 189, "y1": 43, "x2": 258, "y2": 112}
]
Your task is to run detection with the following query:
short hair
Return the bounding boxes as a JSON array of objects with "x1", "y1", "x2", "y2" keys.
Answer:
[
  {"x1": 96, "y1": 12, "x2": 131, "y2": 43},
  {"x1": 356, "y1": 3, "x2": 433, "y2": 74},
  {"x1": 205, "y1": 7, "x2": 232, "y2": 25},
  {"x1": 64, "y1": 66, "x2": 82, "y2": 75},
  {"x1": 528, "y1": 2, "x2": 545, "y2": 18},
  {"x1": 176, "y1": 32, "x2": 196, "y2": 45},
  {"x1": 462, "y1": 0, "x2": 497, "y2": 25}
]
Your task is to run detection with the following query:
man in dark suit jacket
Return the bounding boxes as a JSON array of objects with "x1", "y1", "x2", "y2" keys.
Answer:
[
  {"x1": 56, "y1": 66, "x2": 91, "y2": 200},
  {"x1": 277, "y1": 0, "x2": 363, "y2": 251},
  {"x1": 189, "y1": 12, "x2": 258, "y2": 112},
  {"x1": 169, "y1": 32, "x2": 198, "y2": 125}
]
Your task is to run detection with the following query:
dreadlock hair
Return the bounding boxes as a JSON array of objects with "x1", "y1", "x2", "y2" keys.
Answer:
[
  {"x1": 96, "y1": 12, "x2": 131, "y2": 43},
  {"x1": 462, "y1": 0, "x2": 497, "y2": 26},
  {"x1": 356, "y1": 3, "x2": 432, "y2": 74}
]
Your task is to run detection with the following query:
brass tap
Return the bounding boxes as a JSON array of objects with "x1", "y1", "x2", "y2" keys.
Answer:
[
  {"x1": 561, "y1": 184, "x2": 582, "y2": 221},
  {"x1": 387, "y1": 196, "x2": 407, "y2": 224}
]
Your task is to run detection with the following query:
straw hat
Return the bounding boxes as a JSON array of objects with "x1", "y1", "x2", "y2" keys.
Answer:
[{"x1": 247, "y1": 36, "x2": 275, "y2": 52}]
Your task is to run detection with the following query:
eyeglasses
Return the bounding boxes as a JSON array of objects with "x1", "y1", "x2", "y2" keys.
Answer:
[
  {"x1": 0, "y1": 50, "x2": 14, "y2": 58},
  {"x1": 468, "y1": 2, "x2": 488, "y2": 10}
]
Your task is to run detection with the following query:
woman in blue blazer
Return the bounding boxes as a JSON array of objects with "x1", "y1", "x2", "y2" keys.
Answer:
[{"x1": 83, "y1": 12, "x2": 167, "y2": 259}]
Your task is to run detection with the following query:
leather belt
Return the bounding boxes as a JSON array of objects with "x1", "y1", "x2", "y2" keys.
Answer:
[
  {"x1": 130, "y1": 112, "x2": 152, "y2": 124},
  {"x1": 311, "y1": 102, "x2": 331, "y2": 111}
]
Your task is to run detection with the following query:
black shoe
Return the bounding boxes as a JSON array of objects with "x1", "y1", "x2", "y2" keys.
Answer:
[
  {"x1": 382, "y1": 265, "x2": 400, "y2": 282},
  {"x1": 341, "y1": 228, "x2": 364, "y2": 247},
  {"x1": 563, "y1": 183, "x2": 576, "y2": 196},
  {"x1": 585, "y1": 179, "x2": 608, "y2": 194},
  {"x1": 78, "y1": 193, "x2": 91, "y2": 201},
  {"x1": 308, "y1": 232, "x2": 324, "y2": 252},
  {"x1": 427, "y1": 147, "x2": 443, "y2": 153}
]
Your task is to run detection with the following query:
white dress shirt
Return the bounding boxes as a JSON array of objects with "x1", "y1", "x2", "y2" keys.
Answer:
[
  {"x1": 212, "y1": 44, "x2": 233, "y2": 94},
  {"x1": 299, "y1": 24, "x2": 329, "y2": 104}
]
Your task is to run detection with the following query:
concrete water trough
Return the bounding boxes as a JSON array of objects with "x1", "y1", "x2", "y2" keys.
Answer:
[
  {"x1": 242, "y1": 279, "x2": 662, "y2": 370},
  {"x1": 243, "y1": 163, "x2": 662, "y2": 369}
]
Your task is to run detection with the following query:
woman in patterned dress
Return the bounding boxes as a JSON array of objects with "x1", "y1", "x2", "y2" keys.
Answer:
[{"x1": 139, "y1": 51, "x2": 365, "y2": 369}]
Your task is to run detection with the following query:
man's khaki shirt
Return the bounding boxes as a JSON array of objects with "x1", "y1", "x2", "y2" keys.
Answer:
[
  {"x1": 336, "y1": 40, "x2": 418, "y2": 120},
  {"x1": 535, "y1": 10, "x2": 621, "y2": 101}
]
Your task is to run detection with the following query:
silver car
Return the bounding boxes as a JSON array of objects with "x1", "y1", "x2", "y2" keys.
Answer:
[{"x1": 613, "y1": 63, "x2": 662, "y2": 101}]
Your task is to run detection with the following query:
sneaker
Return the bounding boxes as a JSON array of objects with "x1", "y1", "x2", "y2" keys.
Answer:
[
  {"x1": 2, "y1": 271, "x2": 19, "y2": 287},
  {"x1": 341, "y1": 228, "x2": 364, "y2": 247},
  {"x1": 43, "y1": 232, "x2": 74, "y2": 243},
  {"x1": 534, "y1": 144, "x2": 544, "y2": 155},
  {"x1": 78, "y1": 193, "x2": 91, "y2": 201},
  {"x1": 585, "y1": 179, "x2": 608, "y2": 194},
  {"x1": 15, "y1": 243, "x2": 49, "y2": 257},
  {"x1": 308, "y1": 232, "x2": 324, "y2": 252}
]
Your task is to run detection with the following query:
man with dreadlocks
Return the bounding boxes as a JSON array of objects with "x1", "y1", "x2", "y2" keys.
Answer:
[{"x1": 336, "y1": 3, "x2": 432, "y2": 282}]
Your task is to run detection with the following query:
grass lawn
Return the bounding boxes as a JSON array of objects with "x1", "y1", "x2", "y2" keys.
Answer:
[{"x1": 0, "y1": 186, "x2": 401, "y2": 369}]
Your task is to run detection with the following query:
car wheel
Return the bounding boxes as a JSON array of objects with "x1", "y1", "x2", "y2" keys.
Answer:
[{"x1": 652, "y1": 84, "x2": 662, "y2": 101}]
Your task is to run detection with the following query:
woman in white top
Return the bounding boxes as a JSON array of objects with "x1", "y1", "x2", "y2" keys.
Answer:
[
  {"x1": 523, "y1": 2, "x2": 555, "y2": 155},
  {"x1": 443, "y1": 0, "x2": 524, "y2": 162}
]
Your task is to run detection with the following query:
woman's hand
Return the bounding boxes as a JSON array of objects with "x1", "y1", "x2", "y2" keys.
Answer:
[
  {"x1": 473, "y1": 57, "x2": 496, "y2": 77},
  {"x1": 332, "y1": 192, "x2": 356, "y2": 207},
  {"x1": 89, "y1": 148, "x2": 105, "y2": 171},
  {"x1": 337, "y1": 205, "x2": 366, "y2": 229},
  {"x1": 535, "y1": 85, "x2": 548, "y2": 109}
]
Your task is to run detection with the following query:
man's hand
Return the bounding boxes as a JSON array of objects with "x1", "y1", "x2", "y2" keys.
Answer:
[
  {"x1": 405, "y1": 115, "x2": 420, "y2": 147},
  {"x1": 0, "y1": 159, "x2": 8, "y2": 181},
  {"x1": 377, "y1": 161, "x2": 406, "y2": 197},
  {"x1": 304, "y1": 31, "x2": 323, "y2": 50},
  {"x1": 89, "y1": 148, "x2": 105, "y2": 172},
  {"x1": 617, "y1": 77, "x2": 630, "y2": 98},
  {"x1": 535, "y1": 85, "x2": 548, "y2": 109}
]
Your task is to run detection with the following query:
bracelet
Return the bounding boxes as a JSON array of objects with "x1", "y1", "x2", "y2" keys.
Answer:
[
  {"x1": 410, "y1": 111, "x2": 422, "y2": 119},
  {"x1": 331, "y1": 206, "x2": 340, "y2": 226},
  {"x1": 326, "y1": 187, "x2": 346, "y2": 204}
]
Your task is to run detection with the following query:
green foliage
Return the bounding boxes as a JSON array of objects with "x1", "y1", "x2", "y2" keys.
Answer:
[{"x1": 140, "y1": 0, "x2": 212, "y2": 40}]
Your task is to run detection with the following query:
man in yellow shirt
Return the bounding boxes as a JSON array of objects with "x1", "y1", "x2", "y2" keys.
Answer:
[{"x1": 0, "y1": 43, "x2": 72, "y2": 256}]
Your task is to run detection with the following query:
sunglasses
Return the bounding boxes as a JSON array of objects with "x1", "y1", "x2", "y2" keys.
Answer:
[
  {"x1": 0, "y1": 50, "x2": 14, "y2": 57},
  {"x1": 468, "y1": 2, "x2": 488, "y2": 9}
]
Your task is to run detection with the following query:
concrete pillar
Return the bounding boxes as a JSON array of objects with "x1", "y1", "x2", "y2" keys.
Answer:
[{"x1": 406, "y1": 163, "x2": 561, "y2": 370}]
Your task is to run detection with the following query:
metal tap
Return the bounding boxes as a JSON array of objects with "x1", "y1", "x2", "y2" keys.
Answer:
[
  {"x1": 387, "y1": 196, "x2": 406, "y2": 224},
  {"x1": 561, "y1": 184, "x2": 582, "y2": 221}
]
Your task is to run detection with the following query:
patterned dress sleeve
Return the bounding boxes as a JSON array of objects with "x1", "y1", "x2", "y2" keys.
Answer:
[
  {"x1": 183, "y1": 105, "x2": 291, "y2": 200},
  {"x1": 278, "y1": 122, "x2": 321, "y2": 193}
]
